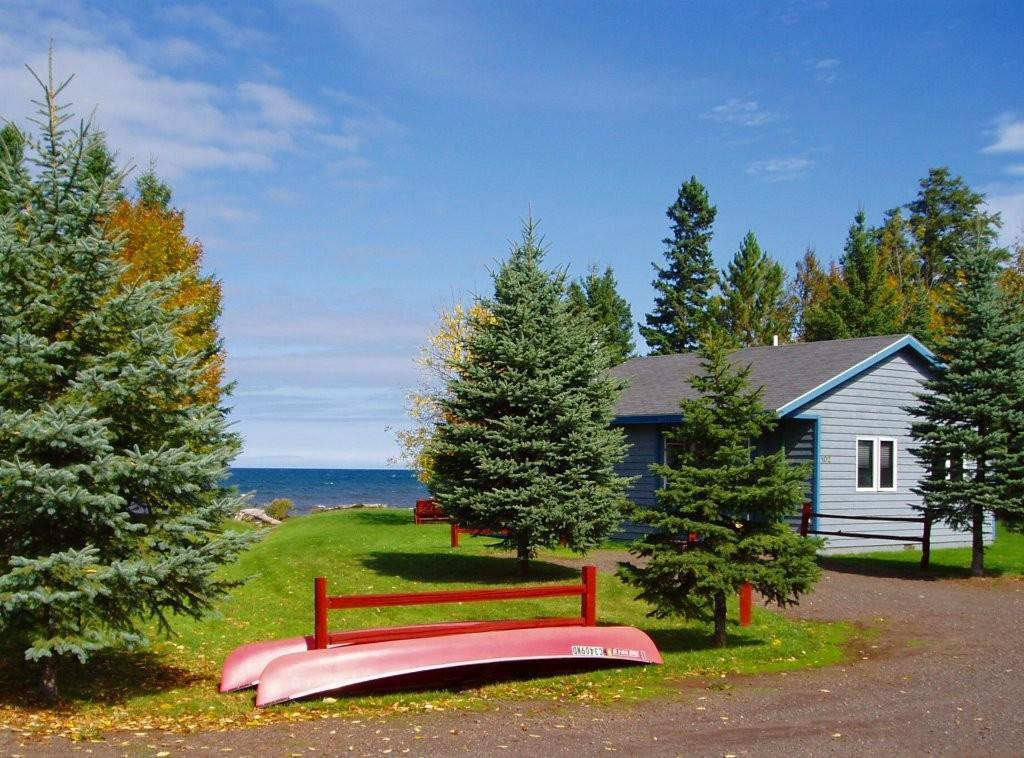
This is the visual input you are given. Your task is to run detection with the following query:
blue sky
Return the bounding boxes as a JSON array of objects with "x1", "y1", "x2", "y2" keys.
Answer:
[{"x1": 1, "y1": 1, "x2": 1022, "y2": 468}]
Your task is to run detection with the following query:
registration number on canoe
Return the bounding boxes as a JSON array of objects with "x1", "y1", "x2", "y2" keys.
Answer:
[{"x1": 571, "y1": 645, "x2": 605, "y2": 657}]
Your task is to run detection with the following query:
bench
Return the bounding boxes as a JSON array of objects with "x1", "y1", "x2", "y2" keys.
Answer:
[{"x1": 414, "y1": 498, "x2": 448, "y2": 524}]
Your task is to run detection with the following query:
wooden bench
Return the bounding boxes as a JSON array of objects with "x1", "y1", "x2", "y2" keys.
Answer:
[{"x1": 414, "y1": 498, "x2": 447, "y2": 524}]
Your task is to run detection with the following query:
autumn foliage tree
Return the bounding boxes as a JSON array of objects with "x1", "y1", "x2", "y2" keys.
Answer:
[
  {"x1": 106, "y1": 171, "x2": 225, "y2": 404},
  {"x1": 394, "y1": 302, "x2": 494, "y2": 483}
]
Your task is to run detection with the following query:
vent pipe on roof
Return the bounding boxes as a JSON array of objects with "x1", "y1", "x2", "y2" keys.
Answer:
[{"x1": 772, "y1": 335, "x2": 779, "y2": 347}]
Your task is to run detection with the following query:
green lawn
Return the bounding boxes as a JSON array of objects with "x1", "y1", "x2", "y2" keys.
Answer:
[
  {"x1": 0, "y1": 510, "x2": 854, "y2": 738},
  {"x1": 821, "y1": 529, "x2": 1024, "y2": 578}
]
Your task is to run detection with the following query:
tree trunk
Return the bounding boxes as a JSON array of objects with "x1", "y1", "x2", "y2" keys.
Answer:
[
  {"x1": 39, "y1": 656, "x2": 58, "y2": 703},
  {"x1": 713, "y1": 590, "x2": 727, "y2": 647},
  {"x1": 516, "y1": 535, "x2": 530, "y2": 578},
  {"x1": 971, "y1": 503, "x2": 985, "y2": 578}
]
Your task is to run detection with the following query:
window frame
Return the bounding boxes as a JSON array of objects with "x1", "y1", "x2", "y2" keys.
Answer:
[{"x1": 854, "y1": 436, "x2": 898, "y2": 492}]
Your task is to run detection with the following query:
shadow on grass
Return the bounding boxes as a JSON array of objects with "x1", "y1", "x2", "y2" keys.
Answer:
[
  {"x1": 645, "y1": 626, "x2": 762, "y2": 654},
  {"x1": 0, "y1": 649, "x2": 205, "y2": 709},
  {"x1": 328, "y1": 508, "x2": 414, "y2": 528},
  {"x1": 818, "y1": 555, "x2": 1003, "y2": 581},
  {"x1": 359, "y1": 551, "x2": 580, "y2": 584}
]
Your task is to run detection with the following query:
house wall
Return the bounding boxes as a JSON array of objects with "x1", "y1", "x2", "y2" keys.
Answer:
[
  {"x1": 613, "y1": 424, "x2": 663, "y2": 541},
  {"x1": 611, "y1": 348, "x2": 993, "y2": 554},
  {"x1": 797, "y1": 350, "x2": 994, "y2": 553},
  {"x1": 612, "y1": 419, "x2": 815, "y2": 541}
]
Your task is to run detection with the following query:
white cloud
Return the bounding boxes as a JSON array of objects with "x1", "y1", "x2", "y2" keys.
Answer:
[
  {"x1": 239, "y1": 82, "x2": 320, "y2": 128},
  {"x1": 158, "y1": 36, "x2": 206, "y2": 64},
  {"x1": 266, "y1": 186, "x2": 302, "y2": 204},
  {"x1": 703, "y1": 99, "x2": 782, "y2": 127},
  {"x1": 0, "y1": 6, "x2": 395, "y2": 181},
  {"x1": 1007, "y1": 164, "x2": 1024, "y2": 176},
  {"x1": 985, "y1": 188, "x2": 1024, "y2": 245},
  {"x1": 814, "y1": 58, "x2": 840, "y2": 83},
  {"x1": 160, "y1": 5, "x2": 268, "y2": 49},
  {"x1": 746, "y1": 157, "x2": 814, "y2": 181},
  {"x1": 984, "y1": 114, "x2": 1024, "y2": 154}
]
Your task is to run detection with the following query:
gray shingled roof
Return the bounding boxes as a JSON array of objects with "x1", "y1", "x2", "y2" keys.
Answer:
[{"x1": 611, "y1": 334, "x2": 920, "y2": 419}]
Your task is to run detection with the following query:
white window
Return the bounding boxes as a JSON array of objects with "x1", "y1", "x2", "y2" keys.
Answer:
[{"x1": 855, "y1": 437, "x2": 897, "y2": 492}]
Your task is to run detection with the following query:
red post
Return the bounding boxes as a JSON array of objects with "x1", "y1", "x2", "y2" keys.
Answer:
[
  {"x1": 800, "y1": 502, "x2": 812, "y2": 537},
  {"x1": 739, "y1": 582, "x2": 753, "y2": 627},
  {"x1": 450, "y1": 523, "x2": 460, "y2": 548},
  {"x1": 314, "y1": 577, "x2": 329, "y2": 650},
  {"x1": 581, "y1": 565, "x2": 597, "y2": 626}
]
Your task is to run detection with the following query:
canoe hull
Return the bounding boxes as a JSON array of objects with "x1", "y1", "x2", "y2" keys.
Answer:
[
  {"x1": 255, "y1": 625, "x2": 662, "y2": 707},
  {"x1": 220, "y1": 620, "x2": 500, "y2": 692}
]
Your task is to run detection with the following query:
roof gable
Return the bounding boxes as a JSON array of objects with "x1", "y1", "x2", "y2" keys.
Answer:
[{"x1": 611, "y1": 334, "x2": 936, "y2": 422}]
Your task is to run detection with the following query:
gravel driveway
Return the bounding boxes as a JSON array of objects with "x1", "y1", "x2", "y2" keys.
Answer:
[{"x1": 5, "y1": 567, "x2": 1023, "y2": 757}]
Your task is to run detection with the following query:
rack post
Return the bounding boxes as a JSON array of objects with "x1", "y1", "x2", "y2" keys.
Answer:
[
  {"x1": 314, "y1": 577, "x2": 329, "y2": 650},
  {"x1": 581, "y1": 565, "x2": 597, "y2": 626},
  {"x1": 920, "y1": 510, "x2": 932, "y2": 571},
  {"x1": 450, "y1": 523, "x2": 460, "y2": 548},
  {"x1": 800, "y1": 502, "x2": 812, "y2": 537},
  {"x1": 739, "y1": 582, "x2": 753, "y2": 627}
]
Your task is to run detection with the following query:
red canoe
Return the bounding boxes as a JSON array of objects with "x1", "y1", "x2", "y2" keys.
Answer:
[
  {"x1": 220, "y1": 620, "x2": 493, "y2": 693},
  {"x1": 254, "y1": 624, "x2": 662, "y2": 707}
]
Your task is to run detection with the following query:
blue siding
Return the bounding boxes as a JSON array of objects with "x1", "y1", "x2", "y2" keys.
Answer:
[
  {"x1": 611, "y1": 347, "x2": 990, "y2": 554},
  {"x1": 612, "y1": 425, "x2": 662, "y2": 540},
  {"x1": 798, "y1": 351, "x2": 993, "y2": 554}
]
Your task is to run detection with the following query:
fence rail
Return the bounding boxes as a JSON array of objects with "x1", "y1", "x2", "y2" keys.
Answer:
[
  {"x1": 799, "y1": 503, "x2": 933, "y2": 570},
  {"x1": 313, "y1": 566, "x2": 597, "y2": 650}
]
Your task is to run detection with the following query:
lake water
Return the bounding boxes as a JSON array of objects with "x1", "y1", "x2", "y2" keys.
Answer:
[{"x1": 226, "y1": 468, "x2": 430, "y2": 515}]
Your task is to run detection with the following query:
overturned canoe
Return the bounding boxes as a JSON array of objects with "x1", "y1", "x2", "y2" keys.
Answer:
[
  {"x1": 220, "y1": 620, "x2": 493, "y2": 693},
  {"x1": 254, "y1": 624, "x2": 662, "y2": 707}
]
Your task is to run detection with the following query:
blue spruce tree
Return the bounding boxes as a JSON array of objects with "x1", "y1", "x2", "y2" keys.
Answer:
[{"x1": 0, "y1": 63, "x2": 254, "y2": 700}]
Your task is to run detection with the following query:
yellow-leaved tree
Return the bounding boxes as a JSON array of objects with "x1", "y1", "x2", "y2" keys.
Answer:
[
  {"x1": 106, "y1": 165, "x2": 225, "y2": 405},
  {"x1": 395, "y1": 303, "x2": 495, "y2": 483}
]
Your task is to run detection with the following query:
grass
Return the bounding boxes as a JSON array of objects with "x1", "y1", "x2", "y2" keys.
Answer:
[
  {"x1": 822, "y1": 529, "x2": 1024, "y2": 579},
  {"x1": 0, "y1": 510, "x2": 854, "y2": 738}
]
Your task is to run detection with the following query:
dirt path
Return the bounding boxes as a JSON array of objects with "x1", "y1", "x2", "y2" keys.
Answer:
[{"x1": 5, "y1": 568, "x2": 1023, "y2": 757}]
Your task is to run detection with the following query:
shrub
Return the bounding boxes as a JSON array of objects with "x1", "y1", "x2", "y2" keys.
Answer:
[{"x1": 266, "y1": 498, "x2": 295, "y2": 521}]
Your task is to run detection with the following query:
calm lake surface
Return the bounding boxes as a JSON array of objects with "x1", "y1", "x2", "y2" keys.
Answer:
[{"x1": 226, "y1": 468, "x2": 430, "y2": 514}]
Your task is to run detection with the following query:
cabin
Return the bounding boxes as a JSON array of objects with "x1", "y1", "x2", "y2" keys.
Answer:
[{"x1": 610, "y1": 334, "x2": 994, "y2": 553}]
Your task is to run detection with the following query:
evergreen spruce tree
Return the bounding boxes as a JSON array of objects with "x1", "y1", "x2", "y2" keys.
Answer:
[
  {"x1": 907, "y1": 238, "x2": 1024, "y2": 577},
  {"x1": 426, "y1": 219, "x2": 631, "y2": 575},
  {"x1": 618, "y1": 334, "x2": 821, "y2": 646},
  {"x1": 567, "y1": 265, "x2": 635, "y2": 364},
  {"x1": 0, "y1": 65, "x2": 254, "y2": 700},
  {"x1": 906, "y1": 167, "x2": 1000, "y2": 292},
  {"x1": 803, "y1": 210, "x2": 902, "y2": 340},
  {"x1": 640, "y1": 177, "x2": 718, "y2": 354},
  {"x1": 0, "y1": 123, "x2": 26, "y2": 215},
  {"x1": 718, "y1": 231, "x2": 794, "y2": 346}
]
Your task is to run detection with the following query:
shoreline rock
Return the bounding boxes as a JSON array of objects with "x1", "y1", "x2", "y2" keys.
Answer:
[
  {"x1": 312, "y1": 503, "x2": 390, "y2": 513},
  {"x1": 235, "y1": 507, "x2": 282, "y2": 525}
]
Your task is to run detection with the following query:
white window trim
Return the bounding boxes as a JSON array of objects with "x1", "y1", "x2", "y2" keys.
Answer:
[{"x1": 855, "y1": 436, "x2": 898, "y2": 492}]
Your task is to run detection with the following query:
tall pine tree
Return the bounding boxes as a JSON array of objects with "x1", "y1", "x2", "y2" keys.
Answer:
[
  {"x1": 0, "y1": 63, "x2": 253, "y2": 700},
  {"x1": 907, "y1": 237, "x2": 1024, "y2": 577},
  {"x1": 718, "y1": 231, "x2": 794, "y2": 346},
  {"x1": 618, "y1": 335, "x2": 821, "y2": 646},
  {"x1": 567, "y1": 265, "x2": 635, "y2": 364},
  {"x1": 640, "y1": 177, "x2": 718, "y2": 354},
  {"x1": 906, "y1": 167, "x2": 1000, "y2": 293},
  {"x1": 426, "y1": 220, "x2": 631, "y2": 575},
  {"x1": 803, "y1": 210, "x2": 902, "y2": 340}
]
